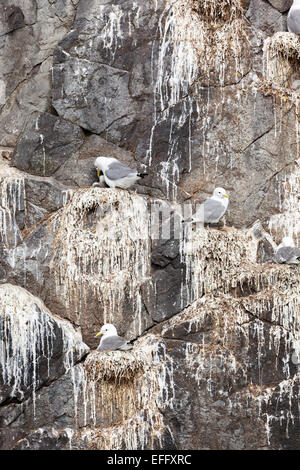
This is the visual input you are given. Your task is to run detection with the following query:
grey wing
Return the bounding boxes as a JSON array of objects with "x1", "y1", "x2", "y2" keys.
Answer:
[
  {"x1": 98, "y1": 335, "x2": 129, "y2": 351},
  {"x1": 202, "y1": 198, "x2": 225, "y2": 222},
  {"x1": 274, "y1": 247, "x2": 300, "y2": 263},
  {"x1": 106, "y1": 161, "x2": 137, "y2": 180},
  {"x1": 287, "y1": 10, "x2": 300, "y2": 34}
]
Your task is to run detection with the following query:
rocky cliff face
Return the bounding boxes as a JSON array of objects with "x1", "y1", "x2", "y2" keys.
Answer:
[{"x1": 0, "y1": 0, "x2": 299, "y2": 450}]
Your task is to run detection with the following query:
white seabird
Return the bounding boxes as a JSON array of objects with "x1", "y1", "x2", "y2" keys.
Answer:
[
  {"x1": 185, "y1": 187, "x2": 229, "y2": 224},
  {"x1": 94, "y1": 156, "x2": 148, "y2": 189},
  {"x1": 95, "y1": 324, "x2": 133, "y2": 351}
]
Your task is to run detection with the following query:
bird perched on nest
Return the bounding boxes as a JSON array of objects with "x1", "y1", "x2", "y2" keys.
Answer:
[
  {"x1": 287, "y1": 0, "x2": 300, "y2": 34},
  {"x1": 95, "y1": 323, "x2": 133, "y2": 351},
  {"x1": 274, "y1": 236, "x2": 300, "y2": 264},
  {"x1": 94, "y1": 156, "x2": 148, "y2": 189},
  {"x1": 184, "y1": 187, "x2": 229, "y2": 225}
]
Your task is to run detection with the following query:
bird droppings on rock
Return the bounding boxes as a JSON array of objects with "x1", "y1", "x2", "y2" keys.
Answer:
[
  {"x1": 50, "y1": 187, "x2": 152, "y2": 340},
  {"x1": 0, "y1": 284, "x2": 89, "y2": 417},
  {"x1": 0, "y1": 176, "x2": 25, "y2": 249}
]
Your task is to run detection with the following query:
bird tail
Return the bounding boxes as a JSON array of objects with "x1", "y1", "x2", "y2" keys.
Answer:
[
  {"x1": 137, "y1": 173, "x2": 148, "y2": 178},
  {"x1": 122, "y1": 342, "x2": 133, "y2": 351}
]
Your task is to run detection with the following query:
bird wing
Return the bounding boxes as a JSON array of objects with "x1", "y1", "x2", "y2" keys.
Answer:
[
  {"x1": 287, "y1": 10, "x2": 300, "y2": 34},
  {"x1": 105, "y1": 161, "x2": 137, "y2": 180},
  {"x1": 194, "y1": 198, "x2": 225, "y2": 223},
  {"x1": 274, "y1": 246, "x2": 300, "y2": 263},
  {"x1": 98, "y1": 335, "x2": 129, "y2": 351}
]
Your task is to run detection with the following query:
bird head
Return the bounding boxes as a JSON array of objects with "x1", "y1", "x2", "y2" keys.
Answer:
[
  {"x1": 213, "y1": 187, "x2": 229, "y2": 200},
  {"x1": 280, "y1": 236, "x2": 295, "y2": 248},
  {"x1": 94, "y1": 157, "x2": 105, "y2": 178},
  {"x1": 95, "y1": 323, "x2": 118, "y2": 338},
  {"x1": 94, "y1": 157, "x2": 116, "y2": 177}
]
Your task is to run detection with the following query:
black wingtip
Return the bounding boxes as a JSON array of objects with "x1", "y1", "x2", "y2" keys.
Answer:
[{"x1": 137, "y1": 173, "x2": 148, "y2": 178}]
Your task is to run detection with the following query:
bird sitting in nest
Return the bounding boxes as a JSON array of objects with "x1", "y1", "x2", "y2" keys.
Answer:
[{"x1": 95, "y1": 323, "x2": 133, "y2": 351}]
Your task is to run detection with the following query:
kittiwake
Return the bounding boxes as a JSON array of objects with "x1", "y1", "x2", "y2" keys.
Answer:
[
  {"x1": 274, "y1": 236, "x2": 300, "y2": 264},
  {"x1": 95, "y1": 323, "x2": 133, "y2": 351},
  {"x1": 94, "y1": 156, "x2": 148, "y2": 189},
  {"x1": 287, "y1": 0, "x2": 300, "y2": 34},
  {"x1": 185, "y1": 187, "x2": 229, "y2": 224}
]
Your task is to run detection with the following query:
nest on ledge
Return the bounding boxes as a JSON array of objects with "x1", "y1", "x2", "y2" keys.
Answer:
[
  {"x1": 262, "y1": 32, "x2": 300, "y2": 92},
  {"x1": 84, "y1": 346, "x2": 151, "y2": 385},
  {"x1": 265, "y1": 32, "x2": 300, "y2": 62}
]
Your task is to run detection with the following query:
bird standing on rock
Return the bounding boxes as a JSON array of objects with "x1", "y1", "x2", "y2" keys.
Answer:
[
  {"x1": 95, "y1": 324, "x2": 133, "y2": 351},
  {"x1": 94, "y1": 156, "x2": 148, "y2": 189},
  {"x1": 287, "y1": 0, "x2": 300, "y2": 34},
  {"x1": 184, "y1": 187, "x2": 229, "y2": 225}
]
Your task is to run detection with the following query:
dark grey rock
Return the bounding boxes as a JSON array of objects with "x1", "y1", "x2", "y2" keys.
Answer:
[
  {"x1": 51, "y1": 0, "x2": 161, "y2": 149},
  {"x1": 0, "y1": 365, "x2": 81, "y2": 449},
  {"x1": 268, "y1": 0, "x2": 293, "y2": 13},
  {"x1": 256, "y1": 238, "x2": 275, "y2": 263},
  {"x1": 145, "y1": 263, "x2": 187, "y2": 323},
  {"x1": 4, "y1": 5, "x2": 25, "y2": 33},
  {"x1": 14, "y1": 427, "x2": 71, "y2": 450},
  {"x1": 0, "y1": 3, "x2": 25, "y2": 37},
  {"x1": 52, "y1": 60, "x2": 140, "y2": 137},
  {"x1": 24, "y1": 176, "x2": 72, "y2": 227},
  {"x1": 246, "y1": 0, "x2": 287, "y2": 32},
  {"x1": 11, "y1": 112, "x2": 84, "y2": 176},
  {"x1": 0, "y1": 0, "x2": 79, "y2": 146},
  {"x1": 0, "y1": 191, "x2": 154, "y2": 349}
]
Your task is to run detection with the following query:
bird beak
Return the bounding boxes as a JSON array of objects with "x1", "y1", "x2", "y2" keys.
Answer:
[
  {"x1": 95, "y1": 331, "x2": 103, "y2": 337},
  {"x1": 97, "y1": 169, "x2": 101, "y2": 177},
  {"x1": 223, "y1": 194, "x2": 229, "y2": 198}
]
